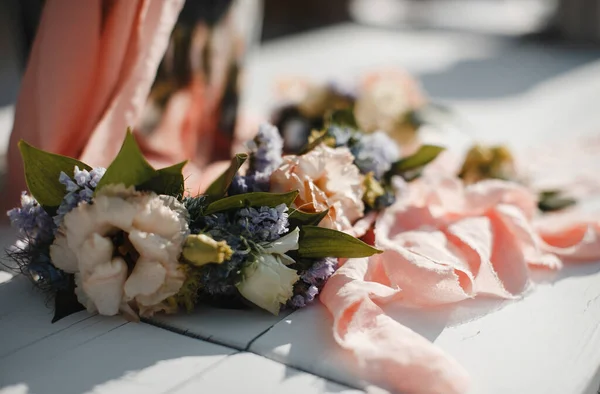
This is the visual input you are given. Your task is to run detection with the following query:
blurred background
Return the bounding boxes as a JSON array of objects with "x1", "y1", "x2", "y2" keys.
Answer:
[{"x1": 1, "y1": 0, "x2": 600, "y2": 174}]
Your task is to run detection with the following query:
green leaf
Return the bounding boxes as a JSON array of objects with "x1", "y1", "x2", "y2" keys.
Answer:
[
  {"x1": 137, "y1": 161, "x2": 187, "y2": 197},
  {"x1": 95, "y1": 129, "x2": 157, "y2": 192},
  {"x1": 386, "y1": 145, "x2": 444, "y2": 179},
  {"x1": 538, "y1": 190, "x2": 576, "y2": 212},
  {"x1": 289, "y1": 209, "x2": 329, "y2": 227},
  {"x1": 327, "y1": 108, "x2": 358, "y2": 128},
  {"x1": 18, "y1": 140, "x2": 92, "y2": 209},
  {"x1": 299, "y1": 130, "x2": 328, "y2": 155},
  {"x1": 204, "y1": 153, "x2": 248, "y2": 201},
  {"x1": 297, "y1": 226, "x2": 381, "y2": 258},
  {"x1": 204, "y1": 191, "x2": 299, "y2": 215}
]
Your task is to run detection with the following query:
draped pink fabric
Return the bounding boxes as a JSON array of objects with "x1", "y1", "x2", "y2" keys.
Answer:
[
  {"x1": 321, "y1": 175, "x2": 600, "y2": 393},
  {"x1": 5, "y1": 0, "x2": 194, "y2": 212}
]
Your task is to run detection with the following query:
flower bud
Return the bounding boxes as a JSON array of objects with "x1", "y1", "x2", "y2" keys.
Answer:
[
  {"x1": 363, "y1": 172, "x2": 386, "y2": 209},
  {"x1": 182, "y1": 234, "x2": 233, "y2": 267}
]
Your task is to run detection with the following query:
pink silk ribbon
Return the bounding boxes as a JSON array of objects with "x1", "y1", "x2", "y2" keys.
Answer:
[
  {"x1": 4, "y1": 0, "x2": 236, "y2": 211},
  {"x1": 321, "y1": 175, "x2": 600, "y2": 393}
]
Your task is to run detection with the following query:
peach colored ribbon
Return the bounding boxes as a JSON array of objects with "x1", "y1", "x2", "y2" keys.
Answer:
[
  {"x1": 321, "y1": 175, "x2": 600, "y2": 394},
  {"x1": 6, "y1": 0, "x2": 185, "y2": 210},
  {"x1": 5, "y1": 0, "x2": 235, "y2": 209}
]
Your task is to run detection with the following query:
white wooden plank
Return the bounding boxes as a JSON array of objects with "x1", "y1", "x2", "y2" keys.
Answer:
[
  {"x1": 0, "y1": 275, "x2": 95, "y2": 359},
  {"x1": 249, "y1": 305, "x2": 370, "y2": 391},
  {"x1": 170, "y1": 351, "x2": 364, "y2": 394},
  {"x1": 0, "y1": 320, "x2": 235, "y2": 394},
  {"x1": 149, "y1": 307, "x2": 290, "y2": 350}
]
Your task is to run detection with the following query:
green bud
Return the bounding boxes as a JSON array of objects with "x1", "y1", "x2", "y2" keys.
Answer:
[
  {"x1": 363, "y1": 172, "x2": 385, "y2": 209},
  {"x1": 182, "y1": 234, "x2": 233, "y2": 267}
]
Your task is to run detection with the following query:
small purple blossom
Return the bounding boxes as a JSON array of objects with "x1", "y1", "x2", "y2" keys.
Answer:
[
  {"x1": 289, "y1": 294, "x2": 306, "y2": 308},
  {"x1": 229, "y1": 175, "x2": 249, "y2": 195},
  {"x1": 229, "y1": 173, "x2": 271, "y2": 195},
  {"x1": 88, "y1": 167, "x2": 106, "y2": 188},
  {"x1": 54, "y1": 166, "x2": 106, "y2": 227},
  {"x1": 287, "y1": 258, "x2": 339, "y2": 310},
  {"x1": 59, "y1": 172, "x2": 78, "y2": 192},
  {"x1": 288, "y1": 285, "x2": 319, "y2": 309},
  {"x1": 327, "y1": 125, "x2": 353, "y2": 147},
  {"x1": 301, "y1": 257, "x2": 337, "y2": 285},
  {"x1": 249, "y1": 123, "x2": 284, "y2": 175},
  {"x1": 305, "y1": 285, "x2": 319, "y2": 303},
  {"x1": 229, "y1": 124, "x2": 283, "y2": 195},
  {"x1": 351, "y1": 131, "x2": 400, "y2": 179},
  {"x1": 236, "y1": 203, "x2": 289, "y2": 242},
  {"x1": 7, "y1": 192, "x2": 54, "y2": 243}
]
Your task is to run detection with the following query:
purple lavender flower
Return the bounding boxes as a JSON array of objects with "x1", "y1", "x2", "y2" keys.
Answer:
[
  {"x1": 301, "y1": 257, "x2": 338, "y2": 285},
  {"x1": 88, "y1": 167, "x2": 106, "y2": 188},
  {"x1": 59, "y1": 172, "x2": 78, "y2": 192},
  {"x1": 287, "y1": 258, "x2": 339, "y2": 310},
  {"x1": 327, "y1": 125, "x2": 354, "y2": 147},
  {"x1": 288, "y1": 285, "x2": 320, "y2": 309},
  {"x1": 229, "y1": 124, "x2": 284, "y2": 195},
  {"x1": 289, "y1": 294, "x2": 306, "y2": 308},
  {"x1": 229, "y1": 175, "x2": 249, "y2": 195},
  {"x1": 54, "y1": 166, "x2": 106, "y2": 227},
  {"x1": 249, "y1": 123, "x2": 284, "y2": 175},
  {"x1": 7, "y1": 192, "x2": 54, "y2": 243},
  {"x1": 305, "y1": 285, "x2": 319, "y2": 303},
  {"x1": 351, "y1": 131, "x2": 400, "y2": 179},
  {"x1": 236, "y1": 203, "x2": 289, "y2": 242}
]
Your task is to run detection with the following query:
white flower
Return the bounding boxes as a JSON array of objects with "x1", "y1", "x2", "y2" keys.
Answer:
[
  {"x1": 261, "y1": 227, "x2": 300, "y2": 266},
  {"x1": 49, "y1": 185, "x2": 189, "y2": 318},
  {"x1": 236, "y1": 254, "x2": 300, "y2": 315},
  {"x1": 354, "y1": 69, "x2": 426, "y2": 145},
  {"x1": 237, "y1": 228, "x2": 301, "y2": 315}
]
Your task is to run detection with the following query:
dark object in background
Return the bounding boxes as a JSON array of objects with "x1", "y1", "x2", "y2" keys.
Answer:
[
  {"x1": 271, "y1": 84, "x2": 355, "y2": 153},
  {"x1": 261, "y1": 0, "x2": 351, "y2": 41},
  {"x1": 137, "y1": 0, "x2": 260, "y2": 166}
]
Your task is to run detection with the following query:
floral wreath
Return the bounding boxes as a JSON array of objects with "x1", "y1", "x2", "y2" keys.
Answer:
[{"x1": 6, "y1": 127, "x2": 388, "y2": 322}]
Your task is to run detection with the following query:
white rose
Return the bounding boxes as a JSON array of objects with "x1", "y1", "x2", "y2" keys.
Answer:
[
  {"x1": 236, "y1": 254, "x2": 299, "y2": 315},
  {"x1": 49, "y1": 185, "x2": 189, "y2": 318}
]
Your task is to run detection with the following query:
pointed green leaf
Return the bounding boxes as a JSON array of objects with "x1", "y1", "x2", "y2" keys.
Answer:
[
  {"x1": 138, "y1": 161, "x2": 187, "y2": 197},
  {"x1": 204, "y1": 153, "x2": 248, "y2": 201},
  {"x1": 386, "y1": 145, "x2": 444, "y2": 179},
  {"x1": 95, "y1": 129, "x2": 157, "y2": 191},
  {"x1": 299, "y1": 130, "x2": 328, "y2": 155},
  {"x1": 327, "y1": 108, "x2": 358, "y2": 128},
  {"x1": 204, "y1": 191, "x2": 298, "y2": 215},
  {"x1": 18, "y1": 141, "x2": 92, "y2": 208},
  {"x1": 297, "y1": 226, "x2": 381, "y2": 258},
  {"x1": 289, "y1": 209, "x2": 329, "y2": 227},
  {"x1": 538, "y1": 190, "x2": 576, "y2": 212}
]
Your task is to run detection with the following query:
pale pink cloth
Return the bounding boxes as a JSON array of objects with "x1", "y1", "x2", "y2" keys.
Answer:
[
  {"x1": 6, "y1": 0, "x2": 236, "y2": 210},
  {"x1": 5, "y1": 0, "x2": 187, "y2": 212},
  {"x1": 321, "y1": 175, "x2": 600, "y2": 394}
]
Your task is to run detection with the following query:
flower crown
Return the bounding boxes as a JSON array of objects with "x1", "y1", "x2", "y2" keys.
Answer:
[{"x1": 6, "y1": 128, "x2": 380, "y2": 322}]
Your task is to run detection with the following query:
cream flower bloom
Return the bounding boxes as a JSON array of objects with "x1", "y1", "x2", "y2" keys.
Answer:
[
  {"x1": 49, "y1": 185, "x2": 189, "y2": 318},
  {"x1": 236, "y1": 254, "x2": 299, "y2": 315},
  {"x1": 354, "y1": 69, "x2": 426, "y2": 145},
  {"x1": 270, "y1": 145, "x2": 365, "y2": 233},
  {"x1": 237, "y1": 230, "x2": 301, "y2": 315}
]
